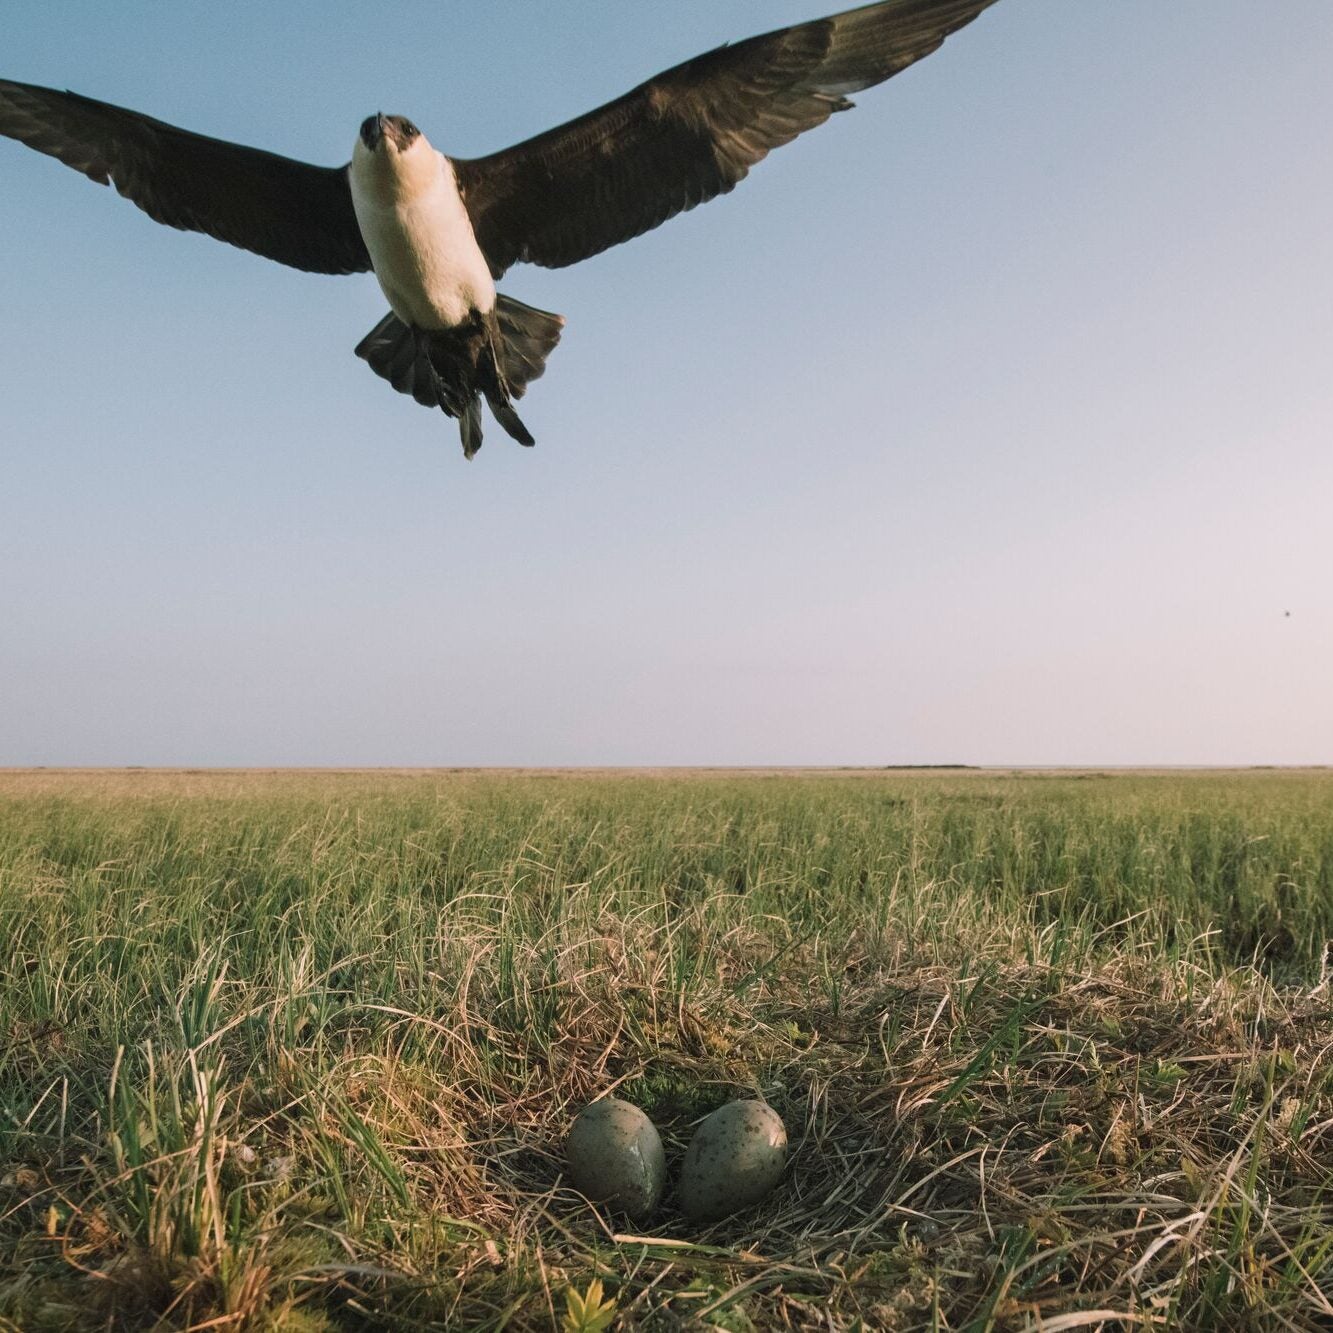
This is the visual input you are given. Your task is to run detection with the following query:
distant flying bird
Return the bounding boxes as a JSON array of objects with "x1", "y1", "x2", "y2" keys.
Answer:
[{"x1": 0, "y1": 0, "x2": 997, "y2": 458}]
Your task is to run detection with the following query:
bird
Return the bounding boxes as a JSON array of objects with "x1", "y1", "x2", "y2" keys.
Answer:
[{"x1": 0, "y1": 0, "x2": 998, "y2": 459}]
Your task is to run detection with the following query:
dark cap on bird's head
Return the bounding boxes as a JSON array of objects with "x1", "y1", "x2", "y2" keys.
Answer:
[{"x1": 359, "y1": 112, "x2": 419, "y2": 152}]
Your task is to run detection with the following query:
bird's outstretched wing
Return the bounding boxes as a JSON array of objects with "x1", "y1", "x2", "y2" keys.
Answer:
[
  {"x1": 454, "y1": 0, "x2": 997, "y2": 278},
  {"x1": 0, "y1": 80, "x2": 371, "y2": 275}
]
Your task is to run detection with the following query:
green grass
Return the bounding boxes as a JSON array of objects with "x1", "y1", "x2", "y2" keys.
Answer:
[{"x1": 0, "y1": 768, "x2": 1330, "y2": 1330}]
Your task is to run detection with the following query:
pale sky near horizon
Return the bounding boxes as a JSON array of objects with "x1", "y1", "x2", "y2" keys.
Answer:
[{"x1": 1, "y1": 1, "x2": 1330, "y2": 767}]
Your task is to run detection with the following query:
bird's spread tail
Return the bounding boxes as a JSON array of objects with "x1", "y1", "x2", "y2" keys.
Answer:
[
  {"x1": 493, "y1": 295, "x2": 565, "y2": 399},
  {"x1": 354, "y1": 295, "x2": 564, "y2": 458}
]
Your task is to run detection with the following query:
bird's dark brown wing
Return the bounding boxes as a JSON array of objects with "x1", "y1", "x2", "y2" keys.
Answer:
[
  {"x1": 453, "y1": 0, "x2": 998, "y2": 279},
  {"x1": 0, "y1": 79, "x2": 371, "y2": 275}
]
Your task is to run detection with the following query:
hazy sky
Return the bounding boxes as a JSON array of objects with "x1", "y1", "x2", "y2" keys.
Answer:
[{"x1": 2, "y1": 1, "x2": 1330, "y2": 767}]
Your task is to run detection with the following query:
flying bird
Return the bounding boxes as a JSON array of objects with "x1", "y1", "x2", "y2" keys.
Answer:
[{"x1": 0, "y1": 0, "x2": 997, "y2": 458}]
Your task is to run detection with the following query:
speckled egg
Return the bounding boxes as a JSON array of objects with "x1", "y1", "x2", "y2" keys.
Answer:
[
  {"x1": 678, "y1": 1099, "x2": 787, "y2": 1223},
  {"x1": 565, "y1": 1098, "x2": 666, "y2": 1220}
]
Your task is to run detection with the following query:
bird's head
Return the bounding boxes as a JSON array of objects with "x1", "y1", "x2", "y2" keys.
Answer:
[
  {"x1": 353, "y1": 112, "x2": 435, "y2": 198},
  {"x1": 357, "y1": 111, "x2": 422, "y2": 155}
]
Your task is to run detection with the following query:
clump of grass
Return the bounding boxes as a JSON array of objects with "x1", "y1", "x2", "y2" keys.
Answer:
[{"x1": 0, "y1": 768, "x2": 1330, "y2": 1328}]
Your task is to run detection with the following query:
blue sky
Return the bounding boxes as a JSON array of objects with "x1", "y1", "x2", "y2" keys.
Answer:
[{"x1": 2, "y1": 1, "x2": 1330, "y2": 766}]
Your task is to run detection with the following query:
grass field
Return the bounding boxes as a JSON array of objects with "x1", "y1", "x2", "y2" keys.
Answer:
[{"x1": 1, "y1": 768, "x2": 1330, "y2": 1331}]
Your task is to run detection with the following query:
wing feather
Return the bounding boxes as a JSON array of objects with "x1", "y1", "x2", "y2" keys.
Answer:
[
  {"x1": 454, "y1": 0, "x2": 998, "y2": 278},
  {"x1": 0, "y1": 79, "x2": 370, "y2": 275}
]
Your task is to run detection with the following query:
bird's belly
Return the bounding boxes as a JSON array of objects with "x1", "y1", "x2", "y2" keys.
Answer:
[{"x1": 355, "y1": 195, "x2": 495, "y2": 331}]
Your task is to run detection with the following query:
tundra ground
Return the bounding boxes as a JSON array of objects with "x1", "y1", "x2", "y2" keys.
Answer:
[{"x1": 1, "y1": 769, "x2": 1330, "y2": 1330}]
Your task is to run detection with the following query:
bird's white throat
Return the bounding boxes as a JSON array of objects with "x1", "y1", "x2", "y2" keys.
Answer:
[{"x1": 349, "y1": 134, "x2": 495, "y2": 330}]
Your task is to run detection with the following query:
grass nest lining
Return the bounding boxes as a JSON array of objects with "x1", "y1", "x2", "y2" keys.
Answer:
[{"x1": 4, "y1": 934, "x2": 1331, "y2": 1330}]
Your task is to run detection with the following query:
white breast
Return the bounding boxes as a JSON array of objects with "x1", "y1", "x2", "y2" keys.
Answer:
[{"x1": 349, "y1": 147, "x2": 496, "y2": 330}]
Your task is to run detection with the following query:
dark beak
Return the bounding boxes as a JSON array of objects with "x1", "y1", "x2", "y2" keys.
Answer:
[{"x1": 359, "y1": 111, "x2": 386, "y2": 151}]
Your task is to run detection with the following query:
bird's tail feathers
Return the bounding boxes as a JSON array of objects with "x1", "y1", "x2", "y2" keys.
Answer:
[
  {"x1": 481, "y1": 386, "x2": 535, "y2": 447},
  {"x1": 354, "y1": 312, "x2": 455, "y2": 412},
  {"x1": 460, "y1": 397, "x2": 484, "y2": 460},
  {"x1": 494, "y1": 294, "x2": 565, "y2": 398},
  {"x1": 354, "y1": 298, "x2": 563, "y2": 458}
]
